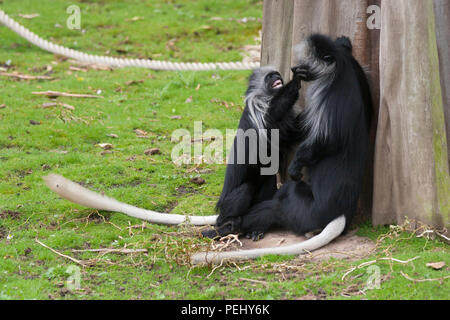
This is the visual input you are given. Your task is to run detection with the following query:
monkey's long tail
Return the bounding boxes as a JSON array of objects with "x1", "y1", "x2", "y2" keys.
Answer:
[
  {"x1": 190, "y1": 215, "x2": 346, "y2": 264},
  {"x1": 43, "y1": 174, "x2": 218, "y2": 226}
]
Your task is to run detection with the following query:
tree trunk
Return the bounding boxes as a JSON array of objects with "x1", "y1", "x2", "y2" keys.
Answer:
[{"x1": 261, "y1": 0, "x2": 450, "y2": 229}]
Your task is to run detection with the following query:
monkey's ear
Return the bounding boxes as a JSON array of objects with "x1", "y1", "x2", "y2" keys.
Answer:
[{"x1": 335, "y1": 36, "x2": 353, "y2": 53}]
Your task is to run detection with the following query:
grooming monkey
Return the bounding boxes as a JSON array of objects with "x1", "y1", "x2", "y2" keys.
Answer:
[{"x1": 192, "y1": 34, "x2": 372, "y2": 264}]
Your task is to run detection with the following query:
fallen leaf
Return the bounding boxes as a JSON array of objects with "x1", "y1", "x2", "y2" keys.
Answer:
[
  {"x1": 144, "y1": 148, "x2": 160, "y2": 155},
  {"x1": 134, "y1": 129, "x2": 148, "y2": 136},
  {"x1": 29, "y1": 120, "x2": 41, "y2": 125},
  {"x1": 0, "y1": 104, "x2": 6, "y2": 109},
  {"x1": 106, "y1": 133, "x2": 119, "y2": 138},
  {"x1": 190, "y1": 177, "x2": 206, "y2": 185},
  {"x1": 60, "y1": 103, "x2": 75, "y2": 111},
  {"x1": 97, "y1": 143, "x2": 113, "y2": 150},
  {"x1": 42, "y1": 102, "x2": 58, "y2": 108},
  {"x1": 426, "y1": 262, "x2": 446, "y2": 270},
  {"x1": 171, "y1": 115, "x2": 182, "y2": 120},
  {"x1": 126, "y1": 16, "x2": 144, "y2": 22},
  {"x1": 49, "y1": 149, "x2": 68, "y2": 154},
  {"x1": 185, "y1": 96, "x2": 193, "y2": 103},
  {"x1": 125, "y1": 80, "x2": 144, "y2": 86},
  {"x1": 18, "y1": 13, "x2": 40, "y2": 19}
]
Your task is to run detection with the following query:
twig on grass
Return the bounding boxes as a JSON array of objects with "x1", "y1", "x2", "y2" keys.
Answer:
[
  {"x1": 400, "y1": 272, "x2": 450, "y2": 283},
  {"x1": 71, "y1": 248, "x2": 148, "y2": 254},
  {"x1": 32, "y1": 90, "x2": 103, "y2": 99},
  {"x1": 35, "y1": 238, "x2": 92, "y2": 267},
  {"x1": 1, "y1": 72, "x2": 53, "y2": 80},
  {"x1": 342, "y1": 256, "x2": 421, "y2": 281},
  {"x1": 239, "y1": 277, "x2": 268, "y2": 286}
]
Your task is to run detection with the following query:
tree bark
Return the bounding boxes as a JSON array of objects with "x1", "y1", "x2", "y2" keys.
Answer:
[
  {"x1": 261, "y1": 0, "x2": 450, "y2": 229},
  {"x1": 373, "y1": 0, "x2": 450, "y2": 228}
]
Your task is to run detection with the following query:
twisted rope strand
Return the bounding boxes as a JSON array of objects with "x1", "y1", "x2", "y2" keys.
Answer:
[{"x1": 0, "y1": 9, "x2": 259, "y2": 71}]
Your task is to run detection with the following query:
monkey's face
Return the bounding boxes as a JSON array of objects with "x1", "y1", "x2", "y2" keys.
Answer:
[
  {"x1": 265, "y1": 71, "x2": 284, "y2": 92},
  {"x1": 292, "y1": 34, "x2": 338, "y2": 81},
  {"x1": 246, "y1": 67, "x2": 283, "y2": 98}
]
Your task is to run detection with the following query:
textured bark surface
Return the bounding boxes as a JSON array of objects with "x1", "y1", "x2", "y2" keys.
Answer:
[
  {"x1": 434, "y1": 0, "x2": 450, "y2": 166},
  {"x1": 261, "y1": 0, "x2": 450, "y2": 229},
  {"x1": 373, "y1": 0, "x2": 450, "y2": 228}
]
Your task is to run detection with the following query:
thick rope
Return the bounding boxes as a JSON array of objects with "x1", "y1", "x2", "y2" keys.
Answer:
[{"x1": 0, "y1": 9, "x2": 259, "y2": 71}]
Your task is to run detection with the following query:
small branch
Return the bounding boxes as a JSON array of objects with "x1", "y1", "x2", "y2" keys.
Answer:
[
  {"x1": 400, "y1": 272, "x2": 450, "y2": 283},
  {"x1": 32, "y1": 91, "x2": 103, "y2": 99},
  {"x1": 239, "y1": 278, "x2": 268, "y2": 286},
  {"x1": 35, "y1": 238, "x2": 90, "y2": 267},
  {"x1": 1, "y1": 72, "x2": 53, "y2": 80},
  {"x1": 342, "y1": 256, "x2": 421, "y2": 281},
  {"x1": 71, "y1": 248, "x2": 148, "y2": 254}
]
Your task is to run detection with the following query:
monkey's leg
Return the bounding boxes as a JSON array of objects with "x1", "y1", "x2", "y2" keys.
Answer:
[
  {"x1": 255, "y1": 175, "x2": 278, "y2": 202},
  {"x1": 241, "y1": 181, "x2": 320, "y2": 238},
  {"x1": 240, "y1": 199, "x2": 279, "y2": 241},
  {"x1": 202, "y1": 183, "x2": 256, "y2": 238}
]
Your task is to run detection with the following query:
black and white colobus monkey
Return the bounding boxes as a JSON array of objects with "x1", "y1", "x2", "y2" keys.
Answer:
[
  {"x1": 239, "y1": 34, "x2": 372, "y2": 237},
  {"x1": 191, "y1": 34, "x2": 372, "y2": 264},
  {"x1": 203, "y1": 66, "x2": 304, "y2": 238}
]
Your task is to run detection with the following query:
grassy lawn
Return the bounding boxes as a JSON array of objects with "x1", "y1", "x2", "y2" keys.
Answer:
[{"x1": 0, "y1": 0, "x2": 448, "y2": 300}]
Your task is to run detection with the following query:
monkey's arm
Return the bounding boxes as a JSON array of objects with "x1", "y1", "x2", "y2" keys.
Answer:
[
  {"x1": 288, "y1": 137, "x2": 341, "y2": 181},
  {"x1": 265, "y1": 77, "x2": 301, "y2": 125},
  {"x1": 288, "y1": 144, "x2": 318, "y2": 181}
]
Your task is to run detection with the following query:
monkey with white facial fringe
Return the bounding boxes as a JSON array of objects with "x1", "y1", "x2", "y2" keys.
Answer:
[
  {"x1": 202, "y1": 66, "x2": 305, "y2": 239},
  {"x1": 240, "y1": 34, "x2": 372, "y2": 240}
]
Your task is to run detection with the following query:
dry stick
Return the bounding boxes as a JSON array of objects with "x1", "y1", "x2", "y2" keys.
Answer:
[
  {"x1": 0, "y1": 72, "x2": 53, "y2": 80},
  {"x1": 400, "y1": 272, "x2": 450, "y2": 283},
  {"x1": 239, "y1": 278, "x2": 269, "y2": 286},
  {"x1": 32, "y1": 91, "x2": 103, "y2": 98},
  {"x1": 71, "y1": 248, "x2": 148, "y2": 254},
  {"x1": 35, "y1": 238, "x2": 89, "y2": 267},
  {"x1": 342, "y1": 256, "x2": 421, "y2": 281}
]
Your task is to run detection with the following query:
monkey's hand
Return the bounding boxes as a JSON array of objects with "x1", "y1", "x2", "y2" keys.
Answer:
[
  {"x1": 288, "y1": 162, "x2": 304, "y2": 182},
  {"x1": 291, "y1": 65, "x2": 312, "y2": 82}
]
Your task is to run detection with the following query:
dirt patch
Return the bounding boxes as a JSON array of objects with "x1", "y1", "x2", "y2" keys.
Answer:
[
  {"x1": 164, "y1": 200, "x2": 179, "y2": 213},
  {"x1": 0, "y1": 210, "x2": 21, "y2": 220},
  {"x1": 175, "y1": 185, "x2": 196, "y2": 195},
  {"x1": 231, "y1": 229, "x2": 375, "y2": 262},
  {"x1": 0, "y1": 226, "x2": 6, "y2": 239}
]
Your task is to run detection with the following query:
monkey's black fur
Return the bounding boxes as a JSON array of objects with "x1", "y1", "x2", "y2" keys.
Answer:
[
  {"x1": 240, "y1": 34, "x2": 372, "y2": 237},
  {"x1": 203, "y1": 67, "x2": 304, "y2": 238}
]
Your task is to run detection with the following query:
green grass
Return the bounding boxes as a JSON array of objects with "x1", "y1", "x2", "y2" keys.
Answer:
[{"x1": 0, "y1": 0, "x2": 448, "y2": 300}]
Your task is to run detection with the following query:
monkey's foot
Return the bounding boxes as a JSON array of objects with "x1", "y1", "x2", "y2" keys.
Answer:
[
  {"x1": 201, "y1": 217, "x2": 242, "y2": 239},
  {"x1": 201, "y1": 228, "x2": 221, "y2": 239},
  {"x1": 245, "y1": 231, "x2": 265, "y2": 242}
]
